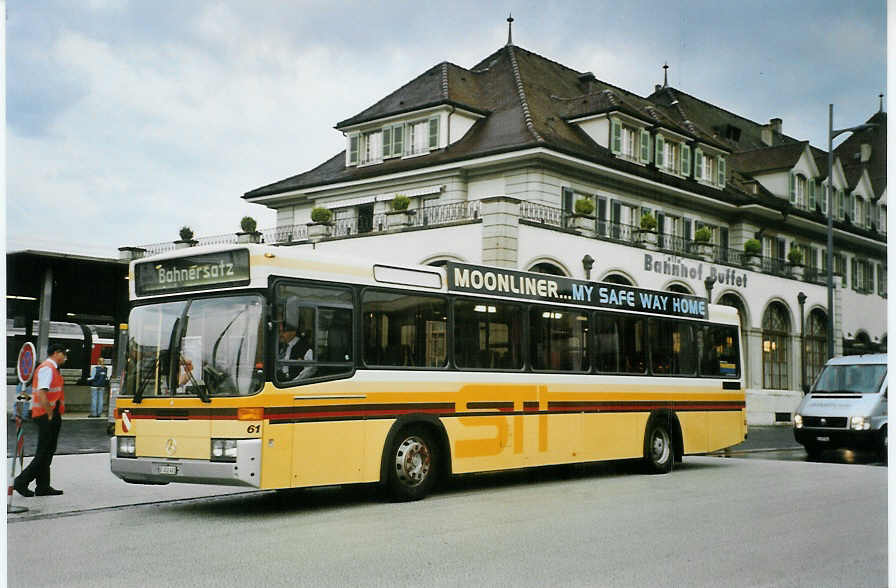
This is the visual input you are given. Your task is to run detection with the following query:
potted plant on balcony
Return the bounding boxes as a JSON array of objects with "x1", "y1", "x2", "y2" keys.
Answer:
[
  {"x1": 693, "y1": 226, "x2": 714, "y2": 260},
  {"x1": 307, "y1": 207, "x2": 333, "y2": 239},
  {"x1": 636, "y1": 212, "x2": 658, "y2": 250},
  {"x1": 568, "y1": 198, "x2": 596, "y2": 234},
  {"x1": 743, "y1": 238, "x2": 762, "y2": 271},
  {"x1": 175, "y1": 226, "x2": 197, "y2": 249},
  {"x1": 237, "y1": 216, "x2": 261, "y2": 244},
  {"x1": 788, "y1": 247, "x2": 805, "y2": 280},
  {"x1": 386, "y1": 194, "x2": 414, "y2": 229}
]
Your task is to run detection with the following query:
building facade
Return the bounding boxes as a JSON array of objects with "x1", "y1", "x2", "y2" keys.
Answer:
[{"x1": 238, "y1": 42, "x2": 886, "y2": 425}]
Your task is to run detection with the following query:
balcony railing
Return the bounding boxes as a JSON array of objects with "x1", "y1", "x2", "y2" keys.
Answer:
[
  {"x1": 520, "y1": 201, "x2": 566, "y2": 228},
  {"x1": 130, "y1": 199, "x2": 854, "y2": 287},
  {"x1": 414, "y1": 200, "x2": 480, "y2": 227},
  {"x1": 761, "y1": 256, "x2": 789, "y2": 277}
]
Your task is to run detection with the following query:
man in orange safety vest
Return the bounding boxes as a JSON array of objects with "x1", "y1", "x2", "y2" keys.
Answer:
[{"x1": 14, "y1": 343, "x2": 68, "y2": 497}]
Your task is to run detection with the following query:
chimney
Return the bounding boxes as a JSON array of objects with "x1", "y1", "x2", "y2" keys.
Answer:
[
  {"x1": 760, "y1": 124, "x2": 773, "y2": 147},
  {"x1": 860, "y1": 143, "x2": 872, "y2": 162},
  {"x1": 769, "y1": 118, "x2": 782, "y2": 135},
  {"x1": 578, "y1": 72, "x2": 596, "y2": 94}
]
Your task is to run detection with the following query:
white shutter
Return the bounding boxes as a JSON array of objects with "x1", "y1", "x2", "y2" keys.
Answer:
[
  {"x1": 392, "y1": 124, "x2": 404, "y2": 156},
  {"x1": 348, "y1": 133, "x2": 359, "y2": 166},
  {"x1": 681, "y1": 145, "x2": 691, "y2": 177},
  {"x1": 382, "y1": 126, "x2": 392, "y2": 158},
  {"x1": 640, "y1": 130, "x2": 650, "y2": 163},
  {"x1": 428, "y1": 116, "x2": 440, "y2": 150},
  {"x1": 695, "y1": 148, "x2": 703, "y2": 179},
  {"x1": 718, "y1": 156, "x2": 726, "y2": 187},
  {"x1": 655, "y1": 134, "x2": 665, "y2": 168},
  {"x1": 611, "y1": 119, "x2": 622, "y2": 154}
]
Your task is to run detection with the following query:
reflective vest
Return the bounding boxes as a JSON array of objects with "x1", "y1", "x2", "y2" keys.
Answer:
[{"x1": 31, "y1": 360, "x2": 65, "y2": 418}]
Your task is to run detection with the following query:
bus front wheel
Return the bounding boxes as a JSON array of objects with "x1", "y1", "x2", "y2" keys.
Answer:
[
  {"x1": 387, "y1": 426, "x2": 438, "y2": 502},
  {"x1": 643, "y1": 418, "x2": 674, "y2": 474}
]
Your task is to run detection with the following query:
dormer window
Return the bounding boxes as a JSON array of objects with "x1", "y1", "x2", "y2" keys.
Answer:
[
  {"x1": 788, "y1": 173, "x2": 807, "y2": 208},
  {"x1": 406, "y1": 118, "x2": 438, "y2": 156},
  {"x1": 360, "y1": 130, "x2": 383, "y2": 165},
  {"x1": 610, "y1": 118, "x2": 645, "y2": 163},
  {"x1": 345, "y1": 114, "x2": 440, "y2": 167},
  {"x1": 694, "y1": 147, "x2": 726, "y2": 188},
  {"x1": 854, "y1": 196, "x2": 866, "y2": 228}
]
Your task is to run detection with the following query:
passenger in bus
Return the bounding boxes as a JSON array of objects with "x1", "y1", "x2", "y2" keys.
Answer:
[
  {"x1": 296, "y1": 331, "x2": 315, "y2": 379},
  {"x1": 278, "y1": 320, "x2": 303, "y2": 380}
]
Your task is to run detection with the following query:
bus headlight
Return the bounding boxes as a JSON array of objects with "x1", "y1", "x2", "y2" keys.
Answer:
[
  {"x1": 850, "y1": 416, "x2": 871, "y2": 431},
  {"x1": 793, "y1": 414, "x2": 803, "y2": 429},
  {"x1": 117, "y1": 436, "x2": 136, "y2": 458},
  {"x1": 210, "y1": 439, "x2": 238, "y2": 462}
]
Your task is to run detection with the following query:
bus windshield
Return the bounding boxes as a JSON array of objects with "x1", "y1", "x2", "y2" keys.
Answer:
[
  {"x1": 813, "y1": 363, "x2": 887, "y2": 395},
  {"x1": 124, "y1": 294, "x2": 265, "y2": 399}
]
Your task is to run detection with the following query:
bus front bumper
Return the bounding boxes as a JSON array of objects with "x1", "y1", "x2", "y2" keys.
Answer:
[{"x1": 110, "y1": 438, "x2": 261, "y2": 488}]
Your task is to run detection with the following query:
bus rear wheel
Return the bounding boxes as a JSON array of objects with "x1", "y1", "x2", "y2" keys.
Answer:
[
  {"x1": 643, "y1": 418, "x2": 674, "y2": 474},
  {"x1": 387, "y1": 426, "x2": 438, "y2": 502}
]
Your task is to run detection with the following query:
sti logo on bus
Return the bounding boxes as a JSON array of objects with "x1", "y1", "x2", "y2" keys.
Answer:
[
  {"x1": 135, "y1": 250, "x2": 251, "y2": 296},
  {"x1": 446, "y1": 262, "x2": 707, "y2": 319}
]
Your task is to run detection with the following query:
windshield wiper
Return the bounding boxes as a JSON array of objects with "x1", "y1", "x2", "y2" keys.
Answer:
[
  {"x1": 172, "y1": 315, "x2": 211, "y2": 403},
  {"x1": 134, "y1": 355, "x2": 159, "y2": 404},
  {"x1": 180, "y1": 356, "x2": 210, "y2": 403}
]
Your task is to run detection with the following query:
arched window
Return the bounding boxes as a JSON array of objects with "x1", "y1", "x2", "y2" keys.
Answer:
[
  {"x1": 718, "y1": 293, "x2": 747, "y2": 327},
  {"x1": 718, "y1": 293, "x2": 749, "y2": 382},
  {"x1": 762, "y1": 302, "x2": 790, "y2": 389},
  {"x1": 844, "y1": 331, "x2": 873, "y2": 356},
  {"x1": 602, "y1": 273, "x2": 633, "y2": 286},
  {"x1": 666, "y1": 283, "x2": 692, "y2": 294},
  {"x1": 528, "y1": 262, "x2": 566, "y2": 276},
  {"x1": 804, "y1": 309, "x2": 827, "y2": 386}
]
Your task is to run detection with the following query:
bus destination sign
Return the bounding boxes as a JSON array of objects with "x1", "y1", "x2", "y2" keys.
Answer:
[
  {"x1": 135, "y1": 249, "x2": 251, "y2": 296},
  {"x1": 446, "y1": 262, "x2": 708, "y2": 319}
]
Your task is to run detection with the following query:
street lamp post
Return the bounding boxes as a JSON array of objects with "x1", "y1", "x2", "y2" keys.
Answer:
[{"x1": 825, "y1": 105, "x2": 877, "y2": 359}]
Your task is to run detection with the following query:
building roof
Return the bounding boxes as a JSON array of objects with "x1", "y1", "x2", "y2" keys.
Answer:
[
  {"x1": 728, "y1": 142, "x2": 808, "y2": 175},
  {"x1": 244, "y1": 43, "x2": 886, "y2": 231},
  {"x1": 834, "y1": 110, "x2": 886, "y2": 198}
]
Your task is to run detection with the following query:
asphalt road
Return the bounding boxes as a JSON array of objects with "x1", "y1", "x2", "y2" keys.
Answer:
[{"x1": 6, "y1": 455, "x2": 886, "y2": 588}]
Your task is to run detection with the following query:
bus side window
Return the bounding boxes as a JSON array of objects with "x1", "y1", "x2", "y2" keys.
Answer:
[
  {"x1": 699, "y1": 324, "x2": 740, "y2": 378},
  {"x1": 274, "y1": 283, "x2": 354, "y2": 384},
  {"x1": 362, "y1": 290, "x2": 447, "y2": 368}
]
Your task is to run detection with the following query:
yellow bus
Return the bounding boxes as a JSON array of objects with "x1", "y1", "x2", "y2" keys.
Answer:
[{"x1": 111, "y1": 245, "x2": 746, "y2": 501}]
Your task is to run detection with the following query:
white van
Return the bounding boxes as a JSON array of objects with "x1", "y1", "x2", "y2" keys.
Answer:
[{"x1": 793, "y1": 354, "x2": 887, "y2": 460}]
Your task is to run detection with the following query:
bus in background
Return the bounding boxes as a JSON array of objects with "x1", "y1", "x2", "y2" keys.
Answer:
[
  {"x1": 111, "y1": 245, "x2": 746, "y2": 501},
  {"x1": 86, "y1": 324, "x2": 116, "y2": 371},
  {"x1": 6, "y1": 321, "x2": 116, "y2": 385}
]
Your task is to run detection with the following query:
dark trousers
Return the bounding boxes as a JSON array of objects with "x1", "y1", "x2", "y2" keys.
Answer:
[{"x1": 16, "y1": 411, "x2": 62, "y2": 491}]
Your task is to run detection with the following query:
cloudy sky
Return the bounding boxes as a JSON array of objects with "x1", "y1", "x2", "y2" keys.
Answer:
[{"x1": 5, "y1": 0, "x2": 887, "y2": 257}]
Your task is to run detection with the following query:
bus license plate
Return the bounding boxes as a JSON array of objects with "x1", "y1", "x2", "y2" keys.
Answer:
[{"x1": 155, "y1": 463, "x2": 179, "y2": 476}]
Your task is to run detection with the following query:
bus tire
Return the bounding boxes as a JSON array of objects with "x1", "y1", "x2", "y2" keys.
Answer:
[
  {"x1": 386, "y1": 426, "x2": 438, "y2": 502},
  {"x1": 643, "y1": 417, "x2": 674, "y2": 474}
]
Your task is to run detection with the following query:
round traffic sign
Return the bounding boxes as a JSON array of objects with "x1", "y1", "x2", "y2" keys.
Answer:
[{"x1": 17, "y1": 342, "x2": 36, "y2": 384}]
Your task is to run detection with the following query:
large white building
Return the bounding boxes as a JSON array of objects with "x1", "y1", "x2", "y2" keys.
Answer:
[{"x1": 232, "y1": 41, "x2": 887, "y2": 425}]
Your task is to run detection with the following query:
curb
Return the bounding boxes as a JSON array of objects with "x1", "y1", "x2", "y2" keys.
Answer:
[
  {"x1": 710, "y1": 446, "x2": 804, "y2": 456},
  {"x1": 6, "y1": 490, "x2": 261, "y2": 523}
]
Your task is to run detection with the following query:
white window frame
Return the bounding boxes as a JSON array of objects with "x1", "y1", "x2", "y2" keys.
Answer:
[{"x1": 360, "y1": 130, "x2": 383, "y2": 165}]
